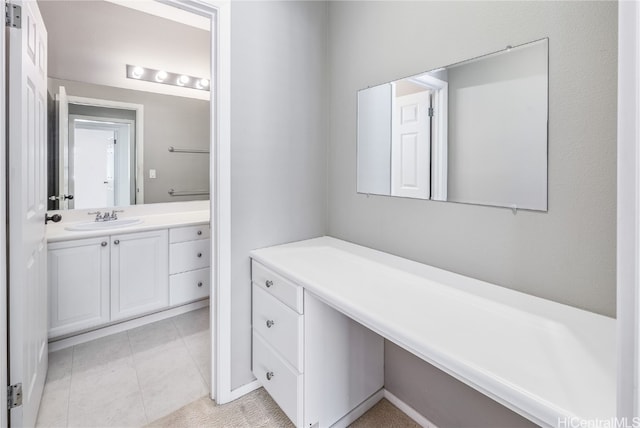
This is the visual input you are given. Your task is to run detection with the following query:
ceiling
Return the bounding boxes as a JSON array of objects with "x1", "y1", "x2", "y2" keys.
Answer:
[{"x1": 38, "y1": 0, "x2": 210, "y2": 100}]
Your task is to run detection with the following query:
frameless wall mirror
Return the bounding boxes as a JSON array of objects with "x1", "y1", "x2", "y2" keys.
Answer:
[
  {"x1": 39, "y1": 0, "x2": 211, "y2": 211},
  {"x1": 357, "y1": 38, "x2": 548, "y2": 211}
]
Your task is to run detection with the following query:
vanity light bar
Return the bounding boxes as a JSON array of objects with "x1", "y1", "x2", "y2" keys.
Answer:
[{"x1": 126, "y1": 65, "x2": 210, "y2": 91}]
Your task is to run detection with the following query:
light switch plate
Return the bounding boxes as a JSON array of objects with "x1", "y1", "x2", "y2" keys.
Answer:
[{"x1": 149, "y1": 169, "x2": 157, "y2": 179}]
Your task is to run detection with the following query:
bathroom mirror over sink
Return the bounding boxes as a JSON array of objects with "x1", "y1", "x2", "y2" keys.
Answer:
[
  {"x1": 41, "y1": 0, "x2": 211, "y2": 211},
  {"x1": 357, "y1": 38, "x2": 548, "y2": 211}
]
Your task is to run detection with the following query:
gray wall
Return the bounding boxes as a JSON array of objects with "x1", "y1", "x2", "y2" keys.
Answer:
[
  {"x1": 327, "y1": 1, "x2": 617, "y2": 426},
  {"x1": 48, "y1": 78, "x2": 209, "y2": 205},
  {"x1": 230, "y1": 1, "x2": 328, "y2": 389}
]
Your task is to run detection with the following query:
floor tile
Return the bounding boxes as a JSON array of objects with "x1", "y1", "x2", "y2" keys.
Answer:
[
  {"x1": 172, "y1": 307, "x2": 209, "y2": 338},
  {"x1": 35, "y1": 376, "x2": 70, "y2": 428},
  {"x1": 135, "y1": 343, "x2": 208, "y2": 422},
  {"x1": 47, "y1": 347, "x2": 73, "y2": 383},
  {"x1": 128, "y1": 318, "x2": 182, "y2": 360},
  {"x1": 68, "y1": 358, "x2": 146, "y2": 426},
  {"x1": 183, "y1": 330, "x2": 211, "y2": 387},
  {"x1": 72, "y1": 331, "x2": 132, "y2": 373}
]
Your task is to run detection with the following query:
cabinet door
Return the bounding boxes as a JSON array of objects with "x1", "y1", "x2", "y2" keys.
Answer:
[
  {"x1": 48, "y1": 237, "x2": 110, "y2": 338},
  {"x1": 111, "y1": 229, "x2": 169, "y2": 321}
]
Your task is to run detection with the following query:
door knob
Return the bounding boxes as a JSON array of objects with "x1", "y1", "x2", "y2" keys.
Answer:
[
  {"x1": 197, "y1": 252, "x2": 202, "y2": 258},
  {"x1": 45, "y1": 213, "x2": 62, "y2": 224},
  {"x1": 265, "y1": 280, "x2": 273, "y2": 288},
  {"x1": 101, "y1": 241, "x2": 108, "y2": 247},
  {"x1": 197, "y1": 281, "x2": 203, "y2": 288},
  {"x1": 266, "y1": 371, "x2": 274, "y2": 381},
  {"x1": 114, "y1": 240, "x2": 120, "y2": 245},
  {"x1": 197, "y1": 230, "x2": 202, "y2": 236},
  {"x1": 266, "y1": 320, "x2": 275, "y2": 328}
]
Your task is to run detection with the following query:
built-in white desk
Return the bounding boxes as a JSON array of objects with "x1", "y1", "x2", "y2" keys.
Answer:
[{"x1": 250, "y1": 236, "x2": 616, "y2": 428}]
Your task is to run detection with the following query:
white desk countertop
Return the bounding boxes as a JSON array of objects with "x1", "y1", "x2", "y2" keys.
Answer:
[
  {"x1": 250, "y1": 236, "x2": 616, "y2": 427},
  {"x1": 46, "y1": 210, "x2": 210, "y2": 242}
]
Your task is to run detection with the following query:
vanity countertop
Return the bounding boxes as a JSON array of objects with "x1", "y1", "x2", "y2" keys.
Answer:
[
  {"x1": 46, "y1": 209, "x2": 210, "y2": 242},
  {"x1": 250, "y1": 236, "x2": 616, "y2": 427}
]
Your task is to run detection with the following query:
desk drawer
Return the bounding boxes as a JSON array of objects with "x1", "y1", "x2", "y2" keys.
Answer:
[
  {"x1": 253, "y1": 332, "x2": 302, "y2": 427},
  {"x1": 253, "y1": 284, "x2": 303, "y2": 371},
  {"x1": 170, "y1": 240, "x2": 210, "y2": 274},
  {"x1": 170, "y1": 268, "x2": 210, "y2": 305},
  {"x1": 252, "y1": 260, "x2": 303, "y2": 314},
  {"x1": 169, "y1": 225, "x2": 210, "y2": 243}
]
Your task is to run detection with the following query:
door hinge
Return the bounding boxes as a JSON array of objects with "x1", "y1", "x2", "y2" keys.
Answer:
[
  {"x1": 7, "y1": 383, "x2": 22, "y2": 409},
  {"x1": 5, "y1": 3, "x2": 21, "y2": 28},
  {"x1": 428, "y1": 107, "x2": 434, "y2": 117}
]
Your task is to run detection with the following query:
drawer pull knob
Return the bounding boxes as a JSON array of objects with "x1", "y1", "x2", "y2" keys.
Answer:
[
  {"x1": 114, "y1": 240, "x2": 120, "y2": 245},
  {"x1": 101, "y1": 241, "x2": 107, "y2": 247},
  {"x1": 197, "y1": 230, "x2": 202, "y2": 235},
  {"x1": 197, "y1": 281, "x2": 203, "y2": 288},
  {"x1": 265, "y1": 280, "x2": 273, "y2": 288},
  {"x1": 266, "y1": 320, "x2": 275, "y2": 328},
  {"x1": 197, "y1": 252, "x2": 202, "y2": 258},
  {"x1": 266, "y1": 371, "x2": 274, "y2": 381}
]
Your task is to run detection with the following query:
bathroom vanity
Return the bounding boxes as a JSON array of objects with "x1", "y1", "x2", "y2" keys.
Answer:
[
  {"x1": 46, "y1": 209, "x2": 210, "y2": 339},
  {"x1": 251, "y1": 237, "x2": 616, "y2": 428}
]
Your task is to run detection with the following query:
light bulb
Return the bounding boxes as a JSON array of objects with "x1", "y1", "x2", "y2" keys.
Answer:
[
  {"x1": 199, "y1": 78, "x2": 209, "y2": 88},
  {"x1": 155, "y1": 70, "x2": 168, "y2": 82},
  {"x1": 131, "y1": 66, "x2": 144, "y2": 79},
  {"x1": 178, "y1": 75, "x2": 190, "y2": 86}
]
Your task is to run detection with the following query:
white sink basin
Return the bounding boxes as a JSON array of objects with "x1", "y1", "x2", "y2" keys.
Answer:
[{"x1": 65, "y1": 218, "x2": 143, "y2": 231}]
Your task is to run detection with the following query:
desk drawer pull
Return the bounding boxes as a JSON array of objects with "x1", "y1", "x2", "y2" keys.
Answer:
[
  {"x1": 265, "y1": 280, "x2": 273, "y2": 288},
  {"x1": 197, "y1": 252, "x2": 202, "y2": 258},
  {"x1": 197, "y1": 230, "x2": 203, "y2": 236},
  {"x1": 266, "y1": 371, "x2": 274, "y2": 381},
  {"x1": 197, "y1": 281, "x2": 203, "y2": 288},
  {"x1": 266, "y1": 320, "x2": 275, "y2": 328}
]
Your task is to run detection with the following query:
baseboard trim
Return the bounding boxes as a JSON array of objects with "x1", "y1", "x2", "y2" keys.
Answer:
[
  {"x1": 228, "y1": 380, "x2": 261, "y2": 402},
  {"x1": 331, "y1": 388, "x2": 385, "y2": 428},
  {"x1": 383, "y1": 389, "x2": 438, "y2": 428},
  {"x1": 48, "y1": 300, "x2": 209, "y2": 352}
]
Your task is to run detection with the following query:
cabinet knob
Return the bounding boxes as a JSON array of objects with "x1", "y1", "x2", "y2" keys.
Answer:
[
  {"x1": 266, "y1": 320, "x2": 274, "y2": 328},
  {"x1": 101, "y1": 241, "x2": 107, "y2": 247},
  {"x1": 197, "y1": 230, "x2": 202, "y2": 236},
  {"x1": 114, "y1": 240, "x2": 120, "y2": 245},
  {"x1": 265, "y1": 280, "x2": 273, "y2": 288},
  {"x1": 266, "y1": 371, "x2": 274, "y2": 381},
  {"x1": 197, "y1": 252, "x2": 202, "y2": 258},
  {"x1": 197, "y1": 281, "x2": 203, "y2": 288}
]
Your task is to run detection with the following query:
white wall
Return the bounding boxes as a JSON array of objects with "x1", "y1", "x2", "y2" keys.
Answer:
[
  {"x1": 327, "y1": 1, "x2": 616, "y2": 426},
  {"x1": 229, "y1": 1, "x2": 328, "y2": 389}
]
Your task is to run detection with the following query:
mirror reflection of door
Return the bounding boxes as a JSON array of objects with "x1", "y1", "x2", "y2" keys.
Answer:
[
  {"x1": 69, "y1": 118, "x2": 134, "y2": 209},
  {"x1": 391, "y1": 82, "x2": 432, "y2": 199}
]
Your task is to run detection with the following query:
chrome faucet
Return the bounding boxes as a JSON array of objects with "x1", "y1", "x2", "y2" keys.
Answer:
[{"x1": 88, "y1": 210, "x2": 124, "y2": 222}]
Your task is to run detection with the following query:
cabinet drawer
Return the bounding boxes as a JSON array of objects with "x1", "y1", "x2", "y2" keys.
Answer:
[
  {"x1": 170, "y1": 268, "x2": 210, "y2": 306},
  {"x1": 253, "y1": 284, "x2": 303, "y2": 371},
  {"x1": 252, "y1": 260, "x2": 303, "y2": 314},
  {"x1": 170, "y1": 239, "x2": 210, "y2": 274},
  {"x1": 253, "y1": 332, "x2": 302, "y2": 427},
  {"x1": 170, "y1": 224, "x2": 210, "y2": 243}
]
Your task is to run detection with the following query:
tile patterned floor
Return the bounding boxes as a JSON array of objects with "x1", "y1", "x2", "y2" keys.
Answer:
[{"x1": 36, "y1": 307, "x2": 211, "y2": 428}]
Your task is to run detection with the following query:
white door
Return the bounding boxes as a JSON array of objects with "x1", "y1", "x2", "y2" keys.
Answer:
[
  {"x1": 56, "y1": 86, "x2": 69, "y2": 209},
  {"x1": 71, "y1": 124, "x2": 116, "y2": 209},
  {"x1": 391, "y1": 91, "x2": 431, "y2": 199},
  {"x1": 7, "y1": 1, "x2": 49, "y2": 426}
]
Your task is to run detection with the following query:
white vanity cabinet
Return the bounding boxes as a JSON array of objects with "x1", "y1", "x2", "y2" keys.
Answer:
[
  {"x1": 110, "y1": 229, "x2": 169, "y2": 321},
  {"x1": 169, "y1": 225, "x2": 211, "y2": 305},
  {"x1": 47, "y1": 229, "x2": 170, "y2": 338},
  {"x1": 251, "y1": 260, "x2": 384, "y2": 428},
  {"x1": 48, "y1": 237, "x2": 110, "y2": 338}
]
